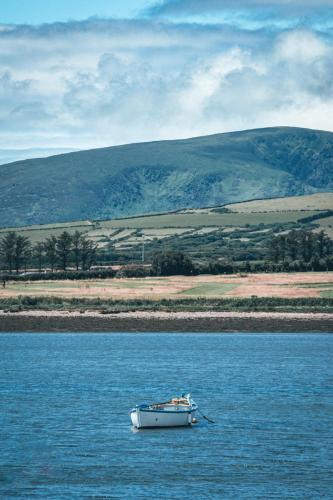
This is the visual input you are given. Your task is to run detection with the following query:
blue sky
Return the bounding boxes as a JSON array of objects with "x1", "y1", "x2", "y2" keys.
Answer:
[
  {"x1": 0, "y1": 0, "x2": 152, "y2": 24},
  {"x1": 0, "y1": 1, "x2": 333, "y2": 163}
]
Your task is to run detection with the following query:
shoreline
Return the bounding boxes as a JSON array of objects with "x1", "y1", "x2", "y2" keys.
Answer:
[{"x1": 1, "y1": 310, "x2": 332, "y2": 333}]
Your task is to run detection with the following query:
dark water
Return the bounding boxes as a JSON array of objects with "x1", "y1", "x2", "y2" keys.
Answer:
[{"x1": 0, "y1": 333, "x2": 333, "y2": 499}]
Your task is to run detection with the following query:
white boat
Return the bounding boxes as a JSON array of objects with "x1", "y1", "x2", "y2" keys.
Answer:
[{"x1": 130, "y1": 393, "x2": 198, "y2": 429}]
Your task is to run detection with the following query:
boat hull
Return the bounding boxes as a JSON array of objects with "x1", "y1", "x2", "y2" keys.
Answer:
[{"x1": 131, "y1": 408, "x2": 195, "y2": 428}]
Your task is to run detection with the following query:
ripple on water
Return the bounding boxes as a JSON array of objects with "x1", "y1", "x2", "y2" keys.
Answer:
[{"x1": 0, "y1": 332, "x2": 332, "y2": 499}]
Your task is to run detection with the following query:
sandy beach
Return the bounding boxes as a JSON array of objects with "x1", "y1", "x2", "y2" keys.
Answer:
[{"x1": 1, "y1": 310, "x2": 332, "y2": 332}]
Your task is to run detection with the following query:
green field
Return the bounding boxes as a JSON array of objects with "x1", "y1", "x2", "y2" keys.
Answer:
[
  {"x1": 0, "y1": 193, "x2": 331, "y2": 265},
  {"x1": 317, "y1": 215, "x2": 333, "y2": 238},
  {"x1": 285, "y1": 282, "x2": 333, "y2": 298},
  {"x1": 296, "y1": 283, "x2": 333, "y2": 288},
  {"x1": 98, "y1": 210, "x2": 319, "y2": 229},
  {"x1": 225, "y1": 193, "x2": 333, "y2": 213},
  {"x1": 182, "y1": 283, "x2": 238, "y2": 296},
  {"x1": 0, "y1": 222, "x2": 92, "y2": 243},
  {"x1": 0, "y1": 208, "x2": 324, "y2": 247}
]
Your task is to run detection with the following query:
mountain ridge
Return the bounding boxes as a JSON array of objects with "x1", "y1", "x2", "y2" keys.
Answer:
[
  {"x1": 1, "y1": 126, "x2": 332, "y2": 227},
  {"x1": 2, "y1": 125, "x2": 329, "y2": 164}
]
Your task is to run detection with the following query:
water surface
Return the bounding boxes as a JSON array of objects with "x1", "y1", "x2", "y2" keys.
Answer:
[{"x1": 0, "y1": 333, "x2": 332, "y2": 499}]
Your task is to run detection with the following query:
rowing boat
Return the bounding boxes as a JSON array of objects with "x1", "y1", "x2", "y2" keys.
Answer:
[{"x1": 130, "y1": 393, "x2": 197, "y2": 429}]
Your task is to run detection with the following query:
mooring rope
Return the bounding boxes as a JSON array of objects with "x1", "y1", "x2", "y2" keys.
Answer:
[{"x1": 197, "y1": 408, "x2": 215, "y2": 424}]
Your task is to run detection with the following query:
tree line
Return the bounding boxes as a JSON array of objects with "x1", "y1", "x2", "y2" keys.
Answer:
[
  {"x1": 268, "y1": 229, "x2": 332, "y2": 268},
  {"x1": 0, "y1": 227, "x2": 332, "y2": 278},
  {"x1": 0, "y1": 231, "x2": 97, "y2": 274}
]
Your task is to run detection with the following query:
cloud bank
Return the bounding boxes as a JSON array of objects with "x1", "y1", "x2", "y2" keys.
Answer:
[{"x1": 0, "y1": 15, "x2": 333, "y2": 162}]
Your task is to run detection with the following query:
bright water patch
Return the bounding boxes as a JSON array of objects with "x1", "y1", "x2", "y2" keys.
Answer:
[{"x1": 0, "y1": 333, "x2": 332, "y2": 499}]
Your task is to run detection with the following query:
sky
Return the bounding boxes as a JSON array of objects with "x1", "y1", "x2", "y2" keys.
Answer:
[
  {"x1": 1, "y1": 0, "x2": 333, "y2": 162},
  {"x1": 0, "y1": 0, "x2": 151, "y2": 24}
]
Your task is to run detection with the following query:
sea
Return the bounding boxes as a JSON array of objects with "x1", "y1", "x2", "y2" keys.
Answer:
[{"x1": 0, "y1": 332, "x2": 332, "y2": 499}]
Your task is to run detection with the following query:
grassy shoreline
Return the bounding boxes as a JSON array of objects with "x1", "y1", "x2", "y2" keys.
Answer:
[{"x1": 1, "y1": 295, "x2": 332, "y2": 314}]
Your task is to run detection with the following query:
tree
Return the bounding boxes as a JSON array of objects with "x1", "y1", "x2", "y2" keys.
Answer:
[
  {"x1": 87, "y1": 240, "x2": 98, "y2": 270},
  {"x1": 277, "y1": 235, "x2": 287, "y2": 262},
  {"x1": 286, "y1": 230, "x2": 298, "y2": 261},
  {"x1": 44, "y1": 236, "x2": 57, "y2": 272},
  {"x1": 70, "y1": 232, "x2": 98, "y2": 271},
  {"x1": 267, "y1": 229, "x2": 333, "y2": 269},
  {"x1": 33, "y1": 242, "x2": 44, "y2": 272},
  {"x1": 152, "y1": 250, "x2": 195, "y2": 276},
  {"x1": 0, "y1": 232, "x2": 17, "y2": 273},
  {"x1": 22, "y1": 244, "x2": 31, "y2": 273},
  {"x1": 268, "y1": 237, "x2": 280, "y2": 263},
  {"x1": 56, "y1": 232, "x2": 72, "y2": 271},
  {"x1": 14, "y1": 235, "x2": 31, "y2": 273},
  {"x1": 81, "y1": 237, "x2": 98, "y2": 270},
  {"x1": 316, "y1": 230, "x2": 331, "y2": 259},
  {"x1": 72, "y1": 231, "x2": 83, "y2": 271}
]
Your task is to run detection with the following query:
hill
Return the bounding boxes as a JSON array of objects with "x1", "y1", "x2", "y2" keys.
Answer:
[{"x1": 0, "y1": 126, "x2": 332, "y2": 227}]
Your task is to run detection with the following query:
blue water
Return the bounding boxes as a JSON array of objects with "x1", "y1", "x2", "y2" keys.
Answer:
[{"x1": 0, "y1": 333, "x2": 332, "y2": 499}]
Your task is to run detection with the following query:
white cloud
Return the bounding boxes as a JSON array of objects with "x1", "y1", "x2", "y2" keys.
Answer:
[
  {"x1": 275, "y1": 30, "x2": 329, "y2": 62},
  {"x1": 0, "y1": 19, "x2": 333, "y2": 162}
]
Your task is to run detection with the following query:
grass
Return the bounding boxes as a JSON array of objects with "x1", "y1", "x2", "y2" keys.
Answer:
[
  {"x1": 287, "y1": 283, "x2": 333, "y2": 299},
  {"x1": 4, "y1": 280, "x2": 166, "y2": 292},
  {"x1": 98, "y1": 211, "x2": 320, "y2": 229},
  {"x1": 317, "y1": 215, "x2": 333, "y2": 238},
  {"x1": 5, "y1": 282, "x2": 80, "y2": 293},
  {"x1": 296, "y1": 283, "x2": 333, "y2": 288},
  {"x1": 225, "y1": 193, "x2": 333, "y2": 213},
  {"x1": 0, "y1": 193, "x2": 330, "y2": 258},
  {"x1": 182, "y1": 283, "x2": 238, "y2": 296},
  {"x1": 0, "y1": 222, "x2": 92, "y2": 243},
  {"x1": 2, "y1": 273, "x2": 332, "y2": 299},
  {"x1": 0, "y1": 208, "x2": 320, "y2": 244},
  {"x1": 0, "y1": 296, "x2": 332, "y2": 313}
]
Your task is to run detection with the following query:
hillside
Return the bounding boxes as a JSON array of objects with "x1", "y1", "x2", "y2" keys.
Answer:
[
  {"x1": 0, "y1": 126, "x2": 332, "y2": 227},
  {"x1": 1, "y1": 193, "x2": 332, "y2": 267}
]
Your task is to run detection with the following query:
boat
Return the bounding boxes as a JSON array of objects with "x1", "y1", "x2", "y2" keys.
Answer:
[{"x1": 130, "y1": 393, "x2": 198, "y2": 429}]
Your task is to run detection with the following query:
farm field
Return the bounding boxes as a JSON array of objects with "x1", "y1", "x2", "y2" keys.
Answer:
[
  {"x1": 0, "y1": 192, "x2": 332, "y2": 250},
  {"x1": 1, "y1": 272, "x2": 332, "y2": 300},
  {"x1": 0, "y1": 192, "x2": 332, "y2": 270},
  {"x1": 0, "y1": 221, "x2": 93, "y2": 243},
  {"x1": 316, "y1": 215, "x2": 333, "y2": 238},
  {"x1": 0, "y1": 209, "x2": 319, "y2": 243},
  {"x1": 97, "y1": 210, "x2": 319, "y2": 229},
  {"x1": 224, "y1": 192, "x2": 333, "y2": 213}
]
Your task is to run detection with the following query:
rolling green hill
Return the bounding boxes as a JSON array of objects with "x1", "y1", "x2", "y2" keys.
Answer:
[
  {"x1": 0, "y1": 192, "x2": 332, "y2": 270},
  {"x1": 1, "y1": 126, "x2": 332, "y2": 227},
  {"x1": 1, "y1": 191, "x2": 332, "y2": 245}
]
